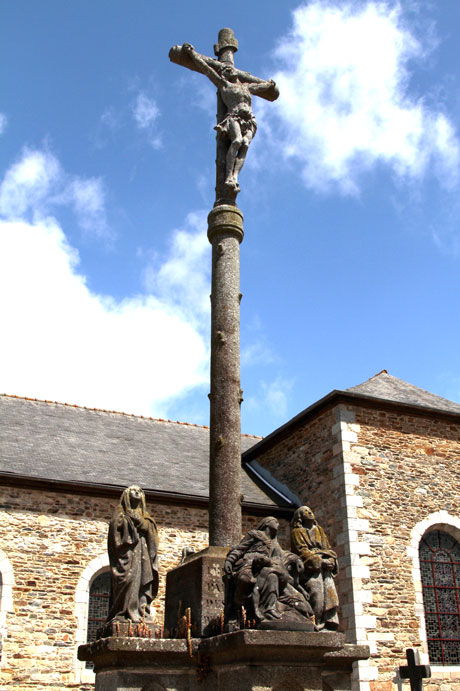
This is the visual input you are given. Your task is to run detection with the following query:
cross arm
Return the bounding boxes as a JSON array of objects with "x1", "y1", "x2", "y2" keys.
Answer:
[
  {"x1": 248, "y1": 79, "x2": 279, "y2": 100},
  {"x1": 399, "y1": 665, "x2": 431, "y2": 680},
  {"x1": 234, "y1": 69, "x2": 279, "y2": 101},
  {"x1": 169, "y1": 44, "x2": 223, "y2": 87},
  {"x1": 169, "y1": 44, "x2": 279, "y2": 102}
]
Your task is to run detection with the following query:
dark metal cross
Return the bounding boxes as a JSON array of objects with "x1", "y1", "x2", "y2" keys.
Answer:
[{"x1": 399, "y1": 649, "x2": 431, "y2": 691}]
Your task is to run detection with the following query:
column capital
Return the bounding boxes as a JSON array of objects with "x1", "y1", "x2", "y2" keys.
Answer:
[{"x1": 207, "y1": 205, "x2": 244, "y2": 244}]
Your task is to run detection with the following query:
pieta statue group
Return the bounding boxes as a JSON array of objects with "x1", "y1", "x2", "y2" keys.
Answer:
[
  {"x1": 104, "y1": 486, "x2": 339, "y2": 634},
  {"x1": 223, "y1": 508, "x2": 339, "y2": 632}
]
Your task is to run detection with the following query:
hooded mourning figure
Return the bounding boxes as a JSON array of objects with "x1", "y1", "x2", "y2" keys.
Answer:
[
  {"x1": 290, "y1": 506, "x2": 339, "y2": 630},
  {"x1": 106, "y1": 485, "x2": 159, "y2": 624}
]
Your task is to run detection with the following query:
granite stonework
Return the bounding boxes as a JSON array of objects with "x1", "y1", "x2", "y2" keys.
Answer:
[
  {"x1": 106, "y1": 486, "x2": 159, "y2": 628},
  {"x1": 78, "y1": 630, "x2": 369, "y2": 691},
  {"x1": 241, "y1": 371, "x2": 460, "y2": 689},
  {"x1": 223, "y1": 516, "x2": 315, "y2": 632},
  {"x1": 169, "y1": 28, "x2": 279, "y2": 206},
  {"x1": 4, "y1": 376, "x2": 460, "y2": 690},
  {"x1": 170, "y1": 27, "x2": 279, "y2": 551},
  {"x1": 290, "y1": 507, "x2": 339, "y2": 631},
  {"x1": 164, "y1": 547, "x2": 228, "y2": 637}
]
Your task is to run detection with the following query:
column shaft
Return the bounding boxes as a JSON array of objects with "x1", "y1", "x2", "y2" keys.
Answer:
[{"x1": 207, "y1": 205, "x2": 244, "y2": 547}]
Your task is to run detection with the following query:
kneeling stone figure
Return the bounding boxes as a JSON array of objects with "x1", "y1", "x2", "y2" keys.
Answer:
[{"x1": 290, "y1": 506, "x2": 339, "y2": 631}]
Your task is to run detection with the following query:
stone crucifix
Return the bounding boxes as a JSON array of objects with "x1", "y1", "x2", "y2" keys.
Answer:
[
  {"x1": 169, "y1": 28, "x2": 279, "y2": 206},
  {"x1": 170, "y1": 30, "x2": 279, "y2": 549}
]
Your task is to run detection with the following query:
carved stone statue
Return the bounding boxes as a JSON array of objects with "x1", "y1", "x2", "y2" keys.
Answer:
[
  {"x1": 180, "y1": 43, "x2": 275, "y2": 192},
  {"x1": 223, "y1": 516, "x2": 314, "y2": 631},
  {"x1": 290, "y1": 506, "x2": 339, "y2": 630},
  {"x1": 169, "y1": 28, "x2": 279, "y2": 205},
  {"x1": 106, "y1": 485, "x2": 159, "y2": 625}
]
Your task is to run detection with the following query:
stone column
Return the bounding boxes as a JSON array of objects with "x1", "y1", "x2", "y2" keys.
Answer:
[{"x1": 207, "y1": 204, "x2": 244, "y2": 547}]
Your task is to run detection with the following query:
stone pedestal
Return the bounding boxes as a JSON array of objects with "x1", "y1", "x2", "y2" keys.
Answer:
[
  {"x1": 164, "y1": 547, "x2": 228, "y2": 637},
  {"x1": 78, "y1": 630, "x2": 369, "y2": 691}
]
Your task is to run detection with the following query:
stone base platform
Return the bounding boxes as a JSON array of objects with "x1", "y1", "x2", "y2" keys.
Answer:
[{"x1": 78, "y1": 629, "x2": 369, "y2": 691}]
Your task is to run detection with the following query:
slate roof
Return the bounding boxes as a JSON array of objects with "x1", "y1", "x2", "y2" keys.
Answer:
[
  {"x1": 243, "y1": 370, "x2": 460, "y2": 462},
  {"x1": 346, "y1": 370, "x2": 460, "y2": 415},
  {"x1": 0, "y1": 394, "x2": 276, "y2": 506},
  {"x1": 4, "y1": 372, "x2": 459, "y2": 506}
]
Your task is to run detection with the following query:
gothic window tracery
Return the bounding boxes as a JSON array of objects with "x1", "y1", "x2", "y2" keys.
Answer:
[{"x1": 419, "y1": 530, "x2": 460, "y2": 665}]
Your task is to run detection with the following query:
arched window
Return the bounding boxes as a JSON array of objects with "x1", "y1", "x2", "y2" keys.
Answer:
[
  {"x1": 419, "y1": 530, "x2": 460, "y2": 666},
  {"x1": 73, "y1": 553, "x2": 110, "y2": 683},
  {"x1": 87, "y1": 570, "x2": 112, "y2": 642},
  {"x1": 0, "y1": 550, "x2": 15, "y2": 668},
  {"x1": 85, "y1": 571, "x2": 112, "y2": 669}
]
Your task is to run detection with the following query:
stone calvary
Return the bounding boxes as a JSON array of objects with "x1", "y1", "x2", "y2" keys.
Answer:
[{"x1": 78, "y1": 29, "x2": 371, "y2": 691}]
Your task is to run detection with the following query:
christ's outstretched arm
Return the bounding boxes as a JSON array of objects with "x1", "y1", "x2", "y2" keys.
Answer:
[
  {"x1": 181, "y1": 44, "x2": 224, "y2": 89},
  {"x1": 248, "y1": 79, "x2": 277, "y2": 96}
]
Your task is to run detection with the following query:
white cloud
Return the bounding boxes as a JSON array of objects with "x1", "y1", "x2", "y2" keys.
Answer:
[
  {"x1": 100, "y1": 107, "x2": 121, "y2": 130},
  {"x1": 133, "y1": 92, "x2": 159, "y2": 129},
  {"x1": 143, "y1": 211, "x2": 210, "y2": 324},
  {"x1": 245, "y1": 377, "x2": 293, "y2": 421},
  {"x1": 241, "y1": 341, "x2": 276, "y2": 367},
  {"x1": 132, "y1": 92, "x2": 161, "y2": 149},
  {"x1": 0, "y1": 220, "x2": 208, "y2": 415},
  {"x1": 0, "y1": 147, "x2": 109, "y2": 237},
  {"x1": 68, "y1": 177, "x2": 108, "y2": 235},
  {"x1": 0, "y1": 149, "x2": 61, "y2": 218},
  {"x1": 0, "y1": 148, "x2": 210, "y2": 417},
  {"x1": 97, "y1": 89, "x2": 162, "y2": 150},
  {"x1": 267, "y1": 1, "x2": 460, "y2": 193},
  {"x1": 0, "y1": 113, "x2": 7, "y2": 135},
  {"x1": 241, "y1": 315, "x2": 278, "y2": 368},
  {"x1": 262, "y1": 377, "x2": 292, "y2": 419}
]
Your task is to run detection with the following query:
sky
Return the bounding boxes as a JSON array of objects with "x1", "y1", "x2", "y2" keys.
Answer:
[{"x1": 1, "y1": 0, "x2": 460, "y2": 436}]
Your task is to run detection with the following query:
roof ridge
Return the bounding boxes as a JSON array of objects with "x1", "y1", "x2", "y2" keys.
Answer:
[
  {"x1": 345, "y1": 371, "x2": 460, "y2": 414},
  {"x1": 0, "y1": 393, "x2": 263, "y2": 439},
  {"x1": 368, "y1": 369, "x2": 388, "y2": 381},
  {"x1": 0, "y1": 392, "x2": 210, "y2": 430}
]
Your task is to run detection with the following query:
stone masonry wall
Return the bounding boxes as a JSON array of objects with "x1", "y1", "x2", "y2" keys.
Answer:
[
  {"x1": 0, "y1": 485, "x2": 274, "y2": 691},
  {"x1": 340, "y1": 403, "x2": 460, "y2": 691},
  {"x1": 252, "y1": 403, "x2": 377, "y2": 691},
  {"x1": 253, "y1": 407, "x2": 339, "y2": 539},
  {"x1": 254, "y1": 401, "x2": 460, "y2": 691},
  {"x1": 251, "y1": 406, "x2": 352, "y2": 622},
  {"x1": 3, "y1": 401, "x2": 458, "y2": 691}
]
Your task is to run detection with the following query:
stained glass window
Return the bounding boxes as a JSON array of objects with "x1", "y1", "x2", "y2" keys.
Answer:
[
  {"x1": 86, "y1": 570, "x2": 112, "y2": 669},
  {"x1": 419, "y1": 530, "x2": 460, "y2": 665}
]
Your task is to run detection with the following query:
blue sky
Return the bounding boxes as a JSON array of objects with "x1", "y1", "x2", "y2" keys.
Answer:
[{"x1": 1, "y1": 0, "x2": 460, "y2": 436}]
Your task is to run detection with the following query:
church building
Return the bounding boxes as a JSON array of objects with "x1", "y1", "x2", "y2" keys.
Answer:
[{"x1": 0, "y1": 370, "x2": 459, "y2": 690}]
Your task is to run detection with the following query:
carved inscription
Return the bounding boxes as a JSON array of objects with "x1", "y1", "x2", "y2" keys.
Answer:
[{"x1": 203, "y1": 559, "x2": 225, "y2": 626}]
